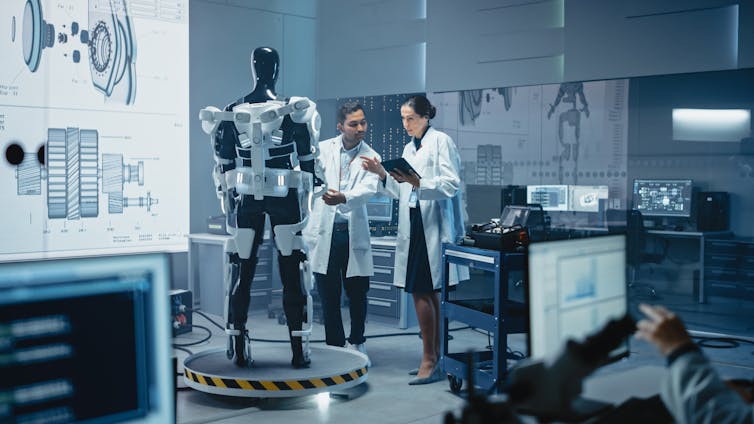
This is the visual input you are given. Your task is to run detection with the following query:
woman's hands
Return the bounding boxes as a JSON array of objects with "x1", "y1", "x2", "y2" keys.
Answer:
[{"x1": 360, "y1": 155, "x2": 420, "y2": 188}]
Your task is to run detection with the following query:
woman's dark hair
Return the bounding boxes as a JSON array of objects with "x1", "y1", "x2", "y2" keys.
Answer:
[{"x1": 402, "y1": 95, "x2": 436, "y2": 119}]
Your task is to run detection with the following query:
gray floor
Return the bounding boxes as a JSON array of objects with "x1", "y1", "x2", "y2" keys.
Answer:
[{"x1": 175, "y1": 289, "x2": 754, "y2": 424}]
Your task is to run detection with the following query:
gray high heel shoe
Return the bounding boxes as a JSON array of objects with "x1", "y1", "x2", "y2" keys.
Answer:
[{"x1": 408, "y1": 365, "x2": 443, "y2": 385}]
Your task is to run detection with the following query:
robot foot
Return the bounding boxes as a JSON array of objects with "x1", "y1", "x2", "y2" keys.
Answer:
[
  {"x1": 227, "y1": 331, "x2": 253, "y2": 368},
  {"x1": 291, "y1": 354, "x2": 311, "y2": 369},
  {"x1": 290, "y1": 338, "x2": 310, "y2": 369}
]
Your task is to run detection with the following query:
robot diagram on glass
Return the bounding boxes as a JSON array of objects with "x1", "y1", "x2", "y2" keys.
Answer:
[
  {"x1": 547, "y1": 82, "x2": 590, "y2": 184},
  {"x1": 183, "y1": 47, "x2": 369, "y2": 398}
]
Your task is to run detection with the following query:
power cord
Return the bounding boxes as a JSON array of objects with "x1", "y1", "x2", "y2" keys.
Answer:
[{"x1": 172, "y1": 324, "x2": 213, "y2": 347}]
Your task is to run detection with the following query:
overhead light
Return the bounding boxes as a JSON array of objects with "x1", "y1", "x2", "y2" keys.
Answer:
[{"x1": 672, "y1": 108, "x2": 751, "y2": 142}]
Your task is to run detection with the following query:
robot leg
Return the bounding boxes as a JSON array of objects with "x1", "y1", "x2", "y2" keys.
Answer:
[
  {"x1": 223, "y1": 228, "x2": 257, "y2": 367},
  {"x1": 278, "y1": 249, "x2": 310, "y2": 368},
  {"x1": 291, "y1": 259, "x2": 314, "y2": 363}
]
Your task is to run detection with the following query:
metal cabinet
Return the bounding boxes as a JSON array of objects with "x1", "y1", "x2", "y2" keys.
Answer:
[
  {"x1": 188, "y1": 233, "x2": 276, "y2": 316},
  {"x1": 705, "y1": 237, "x2": 754, "y2": 301},
  {"x1": 366, "y1": 239, "x2": 417, "y2": 329}
]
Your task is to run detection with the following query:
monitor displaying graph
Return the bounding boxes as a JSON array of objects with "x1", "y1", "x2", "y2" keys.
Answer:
[{"x1": 528, "y1": 235, "x2": 628, "y2": 361}]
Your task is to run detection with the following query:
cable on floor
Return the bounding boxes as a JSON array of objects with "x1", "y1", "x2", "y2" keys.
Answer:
[{"x1": 172, "y1": 324, "x2": 213, "y2": 347}]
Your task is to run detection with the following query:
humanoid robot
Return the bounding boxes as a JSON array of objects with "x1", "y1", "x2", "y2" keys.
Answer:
[
  {"x1": 199, "y1": 47, "x2": 325, "y2": 368},
  {"x1": 547, "y1": 82, "x2": 590, "y2": 184}
]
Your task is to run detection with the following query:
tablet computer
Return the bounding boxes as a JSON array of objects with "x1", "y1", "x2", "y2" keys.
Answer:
[{"x1": 382, "y1": 158, "x2": 421, "y2": 179}]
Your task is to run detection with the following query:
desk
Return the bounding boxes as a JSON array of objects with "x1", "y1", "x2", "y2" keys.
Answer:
[{"x1": 646, "y1": 230, "x2": 732, "y2": 303}]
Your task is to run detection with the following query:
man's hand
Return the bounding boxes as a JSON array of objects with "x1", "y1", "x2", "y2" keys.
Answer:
[
  {"x1": 322, "y1": 188, "x2": 346, "y2": 206},
  {"x1": 635, "y1": 303, "x2": 693, "y2": 356},
  {"x1": 360, "y1": 155, "x2": 387, "y2": 180}
]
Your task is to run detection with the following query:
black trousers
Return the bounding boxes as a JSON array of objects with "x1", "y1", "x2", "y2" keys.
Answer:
[
  {"x1": 227, "y1": 190, "x2": 307, "y2": 336},
  {"x1": 314, "y1": 227, "x2": 369, "y2": 347}
]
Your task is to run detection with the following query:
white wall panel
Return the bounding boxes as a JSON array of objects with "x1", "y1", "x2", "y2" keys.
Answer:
[
  {"x1": 317, "y1": 0, "x2": 426, "y2": 98},
  {"x1": 283, "y1": 15, "x2": 317, "y2": 99},
  {"x1": 427, "y1": 0, "x2": 564, "y2": 92},
  {"x1": 227, "y1": 0, "x2": 317, "y2": 18},
  {"x1": 566, "y1": 0, "x2": 739, "y2": 82}
]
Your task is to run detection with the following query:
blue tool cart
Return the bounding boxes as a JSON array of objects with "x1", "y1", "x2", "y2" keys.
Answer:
[{"x1": 440, "y1": 243, "x2": 527, "y2": 394}]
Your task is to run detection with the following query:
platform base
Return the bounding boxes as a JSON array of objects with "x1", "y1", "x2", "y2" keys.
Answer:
[{"x1": 183, "y1": 344, "x2": 368, "y2": 398}]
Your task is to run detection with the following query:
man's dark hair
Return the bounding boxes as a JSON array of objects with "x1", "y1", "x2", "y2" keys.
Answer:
[{"x1": 337, "y1": 102, "x2": 364, "y2": 124}]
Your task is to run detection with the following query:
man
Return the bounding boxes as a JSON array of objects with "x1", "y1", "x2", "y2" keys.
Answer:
[
  {"x1": 636, "y1": 303, "x2": 753, "y2": 422},
  {"x1": 304, "y1": 102, "x2": 380, "y2": 366}
]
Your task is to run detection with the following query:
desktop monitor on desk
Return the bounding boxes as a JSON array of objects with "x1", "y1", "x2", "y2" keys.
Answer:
[
  {"x1": 527, "y1": 235, "x2": 628, "y2": 362},
  {"x1": 0, "y1": 254, "x2": 174, "y2": 423},
  {"x1": 527, "y1": 185, "x2": 569, "y2": 211},
  {"x1": 569, "y1": 185, "x2": 609, "y2": 213},
  {"x1": 632, "y1": 179, "x2": 694, "y2": 218},
  {"x1": 366, "y1": 192, "x2": 393, "y2": 223}
]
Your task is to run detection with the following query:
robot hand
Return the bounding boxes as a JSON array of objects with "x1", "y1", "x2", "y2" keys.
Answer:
[
  {"x1": 581, "y1": 105, "x2": 590, "y2": 118},
  {"x1": 547, "y1": 104, "x2": 556, "y2": 119},
  {"x1": 507, "y1": 314, "x2": 635, "y2": 419}
]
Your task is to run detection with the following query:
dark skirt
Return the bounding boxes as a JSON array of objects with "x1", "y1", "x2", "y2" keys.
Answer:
[{"x1": 404, "y1": 206, "x2": 435, "y2": 294}]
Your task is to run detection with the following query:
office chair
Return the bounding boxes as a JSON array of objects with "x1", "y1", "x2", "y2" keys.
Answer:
[{"x1": 606, "y1": 209, "x2": 666, "y2": 297}]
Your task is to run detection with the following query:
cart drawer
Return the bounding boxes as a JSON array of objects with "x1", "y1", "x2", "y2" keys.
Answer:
[
  {"x1": 366, "y1": 297, "x2": 399, "y2": 319},
  {"x1": 371, "y1": 266, "x2": 394, "y2": 283},
  {"x1": 368, "y1": 281, "x2": 398, "y2": 301},
  {"x1": 372, "y1": 248, "x2": 395, "y2": 267}
]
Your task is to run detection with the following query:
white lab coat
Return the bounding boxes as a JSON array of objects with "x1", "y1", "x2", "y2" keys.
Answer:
[
  {"x1": 303, "y1": 136, "x2": 380, "y2": 277},
  {"x1": 382, "y1": 127, "x2": 468, "y2": 289}
]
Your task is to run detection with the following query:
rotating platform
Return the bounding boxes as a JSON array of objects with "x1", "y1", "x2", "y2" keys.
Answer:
[{"x1": 184, "y1": 344, "x2": 369, "y2": 397}]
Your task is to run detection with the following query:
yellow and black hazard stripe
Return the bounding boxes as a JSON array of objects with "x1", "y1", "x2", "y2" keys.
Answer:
[{"x1": 184, "y1": 367, "x2": 368, "y2": 391}]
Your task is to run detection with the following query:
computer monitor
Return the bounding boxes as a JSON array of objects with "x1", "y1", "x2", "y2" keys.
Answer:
[
  {"x1": 569, "y1": 185, "x2": 609, "y2": 213},
  {"x1": 0, "y1": 254, "x2": 174, "y2": 423},
  {"x1": 366, "y1": 192, "x2": 393, "y2": 223},
  {"x1": 526, "y1": 185, "x2": 569, "y2": 211},
  {"x1": 632, "y1": 179, "x2": 693, "y2": 217},
  {"x1": 500, "y1": 205, "x2": 530, "y2": 228},
  {"x1": 528, "y1": 235, "x2": 628, "y2": 361}
]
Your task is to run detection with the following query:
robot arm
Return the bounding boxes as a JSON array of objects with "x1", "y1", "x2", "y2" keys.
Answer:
[
  {"x1": 287, "y1": 97, "x2": 325, "y2": 189},
  {"x1": 200, "y1": 106, "x2": 240, "y2": 215}
]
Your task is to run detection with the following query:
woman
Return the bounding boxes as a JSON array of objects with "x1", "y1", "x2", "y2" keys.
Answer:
[{"x1": 361, "y1": 95, "x2": 466, "y2": 384}]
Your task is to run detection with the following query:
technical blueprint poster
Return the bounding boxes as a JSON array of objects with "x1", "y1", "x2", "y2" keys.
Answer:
[
  {"x1": 430, "y1": 79, "x2": 629, "y2": 206},
  {"x1": 0, "y1": 0, "x2": 189, "y2": 260}
]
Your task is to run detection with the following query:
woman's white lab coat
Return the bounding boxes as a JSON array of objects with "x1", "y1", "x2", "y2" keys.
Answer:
[
  {"x1": 303, "y1": 136, "x2": 380, "y2": 277},
  {"x1": 382, "y1": 127, "x2": 468, "y2": 289}
]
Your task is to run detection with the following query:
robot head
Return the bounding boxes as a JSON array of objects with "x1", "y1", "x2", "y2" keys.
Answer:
[{"x1": 250, "y1": 47, "x2": 279, "y2": 90}]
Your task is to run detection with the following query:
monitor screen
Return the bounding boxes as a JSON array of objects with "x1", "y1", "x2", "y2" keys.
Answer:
[
  {"x1": 526, "y1": 185, "x2": 569, "y2": 211},
  {"x1": 569, "y1": 185, "x2": 609, "y2": 213},
  {"x1": 500, "y1": 205, "x2": 530, "y2": 228},
  {"x1": 0, "y1": 254, "x2": 173, "y2": 423},
  {"x1": 632, "y1": 179, "x2": 693, "y2": 217},
  {"x1": 528, "y1": 235, "x2": 628, "y2": 361},
  {"x1": 366, "y1": 192, "x2": 393, "y2": 223}
]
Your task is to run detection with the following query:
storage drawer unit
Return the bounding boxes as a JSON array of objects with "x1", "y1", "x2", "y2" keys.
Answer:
[
  {"x1": 188, "y1": 232, "x2": 277, "y2": 315},
  {"x1": 704, "y1": 237, "x2": 754, "y2": 301},
  {"x1": 367, "y1": 240, "x2": 417, "y2": 329}
]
